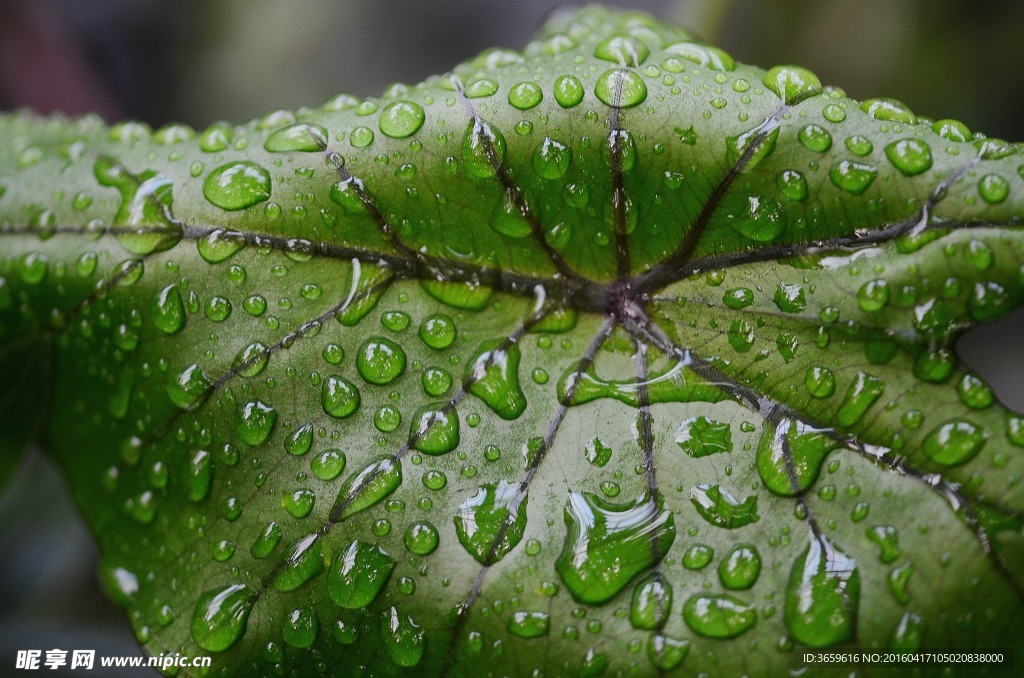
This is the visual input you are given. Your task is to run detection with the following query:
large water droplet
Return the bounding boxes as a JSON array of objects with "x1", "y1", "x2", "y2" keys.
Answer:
[
  {"x1": 533, "y1": 136, "x2": 572, "y2": 179},
  {"x1": 273, "y1": 533, "x2": 324, "y2": 592},
  {"x1": 594, "y1": 68, "x2": 648, "y2": 108},
  {"x1": 664, "y1": 41, "x2": 735, "y2": 71},
  {"x1": 629, "y1": 573, "x2": 672, "y2": 630},
  {"x1": 332, "y1": 455, "x2": 402, "y2": 521},
  {"x1": 890, "y1": 611, "x2": 925, "y2": 651},
  {"x1": 922, "y1": 419, "x2": 985, "y2": 466},
  {"x1": 836, "y1": 371, "x2": 884, "y2": 427},
  {"x1": 410, "y1": 405, "x2": 460, "y2": 455},
  {"x1": 356, "y1": 337, "x2": 407, "y2": 385},
  {"x1": 861, "y1": 97, "x2": 916, "y2": 124},
  {"x1": 785, "y1": 533, "x2": 859, "y2": 647},
  {"x1": 733, "y1": 195, "x2": 787, "y2": 242},
  {"x1": 682, "y1": 594, "x2": 757, "y2": 639},
  {"x1": 555, "y1": 492, "x2": 675, "y2": 604},
  {"x1": 461, "y1": 119, "x2": 506, "y2": 179},
  {"x1": 454, "y1": 480, "x2": 527, "y2": 564},
  {"x1": 690, "y1": 484, "x2": 759, "y2": 528},
  {"x1": 507, "y1": 610, "x2": 550, "y2": 638},
  {"x1": 93, "y1": 158, "x2": 183, "y2": 254},
  {"x1": 190, "y1": 584, "x2": 255, "y2": 652},
  {"x1": 647, "y1": 634, "x2": 690, "y2": 671},
  {"x1": 152, "y1": 284, "x2": 186, "y2": 334},
  {"x1": 236, "y1": 400, "x2": 277, "y2": 446},
  {"x1": 508, "y1": 81, "x2": 543, "y2": 110},
  {"x1": 203, "y1": 161, "x2": 271, "y2": 211},
  {"x1": 197, "y1": 229, "x2": 246, "y2": 264},
  {"x1": 166, "y1": 364, "x2": 211, "y2": 410},
  {"x1": 717, "y1": 544, "x2": 761, "y2": 590},
  {"x1": 185, "y1": 450, "x2": 213, "y2": 502},
  {"x1": 467, "y1": 341, "x2": 526, "y2": 420},
  {"x1": 321, "y1": 375, "x2": 361, "y2": 419},
  {"x1": 829, "y1": 160, "x2": 877, "y2": 195},
  {"x1": 594, "y1": 35, "x2": 649, "y2": 67},
  {"x1": 281, "y1": 607, "x2": 318, "y2": 649},
  {"x1": 378, "y1": 101, "x2": 425, "y2": 139},
  {"x1": 756, "y1": 418, "x2": 837, "y2": 496},
  {"x1": 762, "y1": 65, "x2": 821, "y2": 103},
  {"x1": 380, "y1": 607, "x2": 424, "y2": 667},
  {"x1": 885, "y1": 139, "x2": 933, "y2": 176},
  {"x1": 675, "y1": 416, "x2": 732, "y2": 457},
  {"x1": 264, "y1": 123, "x2": 327, "y2": 152},
  {"x1": 328, "y1": 540, "x2": 395, "y2": 609},
  {"x1": 404, "y1": 520, "x2": 439, "y2": 555}
]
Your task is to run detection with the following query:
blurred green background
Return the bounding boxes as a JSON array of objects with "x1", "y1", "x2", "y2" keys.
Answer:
[{"x1": 1, "y1": 0, "x2": 1022, "y2": 674}]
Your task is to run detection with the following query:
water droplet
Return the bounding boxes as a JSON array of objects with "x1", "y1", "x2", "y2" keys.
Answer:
[
  {"x1": 205, "y1": 295, "x2": 232, "y2": 322},
  {"x1": 776, "y1": 170, "x2": 808, "y2": 202},
  {"x1": 329, "y1": 540, "x2": 395, "y2": 609},
  {"x1": 594, "y1": 35, "x2": 650, "y2": 66},
  {"x1": 281, "y1": 607, "x2": 318, "y2": 649},
  {"x1": 957, "y1": 373, "x2": 994, "y2": 409},
  {"x1": 762, "y1": 65, "x2": 821, "y2": 102},
  {"x1": 774, "y1": 283, "x2": 806, "y2": 313},
  {"x1": 663, "y1": 41, "x2": 735, "y2": 71},
  {"x1": 186, "y1": 450, "x2": 213, "y2": 502},
  {"x1": 421, "y1": 367, "x2": 453, "y2": 397},
  {"x1": 356, "y1": 337, "x2": 407, "y2": 385},
  {"x1": 922, "y1": 419, "x2": 985, "y2": 465},
  {"x1": 533, "y1": 136, "x2": 572, "y2": 179},
  {"x1": 374, "y1": 404, "x2": 402, "y2": 433},
  {"x1": 726, "y1": 122, "x2": 779, "y2": 171},
  {"x1": 979, "y1": 174, "x2": 1010, "y2": 204},
  {"x1": 682, "y1": 544, "x2": 713, "y2": 570},
  {"x1": 264, "y1": 123, "x2": 327, "y2": 152},
  {"x1": 461, "y1": 119, "x2": 506, "y2": 179},
  {"x1": 166, "y1": 364, "x2": 211, "y2": 410},
  {"x1": 822, "y1": 103, "x2": 846, "y2": 122},
  {"x1": 203, "y1": 161, "x2": 271, "y2": 211},
  {"x1": 236, "y1": 400, "x2": 277, "y2": 446},
  {"x1": 595, "y1": 68, "x2": 647, "y2": 108},
  {"x1": 508, "y1": 81, "x2": 543, "y2": 110},
  {"x1": 332, "y1": 455, "x2": 402, "y2": 521},
  {"x1": 733, "y1": 195, "x2": 787, "y2": 242},
  {"x1": 233, "y1": 342, "x2": 270, "y2": 378},
  {"x1": 273, "y1": 533, "x2": 324, "y2": 592},
  {"x1": 404, "y1": 520, "x2": 439, "y2": 555},
  {"x1": 419, "y1": 314, "x2": 456, "y2": 349},
  {"x1": 891, "y1": 610, "x2": 925, "y2": 651},
  {"x1": 682, "y1": 594, "x2": 757, "y2": 638},
  {"x1": 282, "y1": 488, "x2": 315, "y2": 519},
  {"x1": 349, "y1": 126, "x2": 374, "y2": 148},
  {"x1": 93, "y1": 158, "x2": 183, "y2": 254},
  {"x1": 675, "y1": 416, "x2": 732, "y2": 457},
  {"x1": 882, "y1": 138, "x2": 933, "y2": 177},
  {"x1": 199, "y1": 123, "x2": 232, "y2": 152},
  {"x1": 490, "y1": 188, "x2": 532, "y2": 238},
  {"x1": 861, "y1": 97, "x2": 916, "y2": 124},
  {"x1": 757, "y1": 418, "x2": 837, "y2": 496},
  {"x1": 467, "y1": 341, "x2": 526, "y2": 420},
  {"x1": 647, "y1": 634, "x2": 690, "y2": 671},
  {"x1": 380, "y1": 607, "x2": 424, "y2": 667},
  {"x1": 454, "y1": 480, "x2": 527, "y2": 564},
  {"x1": 584, "y1": 437, "x2": 612, "y2": 467},
  {"x1": 718, "y1": 544, "x2": 761, "y2": 590},
  {"x1": 307, "y1": 449, "x2": 344, "y2": 482},
  {"x1": 829, "y1": 160, "x2": 877, "y2": 195},
  {"x1": 553, "y1": 75, "x2": 585, "y2": 108},
  {"x1": 152, "y1": 284, "x2": 186, "y2": 334},
  {"x1": 508, "y1": 610, "x2": 550, "y2": 638},
  {"x1": 556, "y1": 492, "x2": 675, "y2": 604},
  {"x1": 865, "y1": 525, "x2": 901, "y2": 564},
  {"x1": 250, "y1": 521, "x2": 282, "y2": 559},
  {"x1": 190, "y1": 584, "x2": 255, "y2": 652},
  {"x1": 690, "y1": 484, "x2": 759, "y2": 528},
  {"x1": 856, "y1": 279, "x2": 889, "y2": 312},
  {"x1": 804, "y1": 365, "x2": 836, "y2": 398},
  {"x1": 321, "y1": 375, "x2": 360, "y2": 419},
  {"x1": 836, "y1": 371, "x2": 884, "y2": 427},
  {"x1": 798, "y1": 124, "x2": 832, "y2": 153},
  {"x1": 197, "y1": 229, "x2": 245, "y2": 263},
  {"x1": 785, "y1": 534, "x2": 859, "y2": 647},
  {"x1": 410, "y1": 405, "x2": 460, "y2": 455},
  {"x1": 629, "y1": 573, "x2": 672, "y2": 630}
]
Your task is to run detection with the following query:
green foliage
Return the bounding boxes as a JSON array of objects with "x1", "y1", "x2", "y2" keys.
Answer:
[{"x1": 2, "y1": 5, "x2": 1024, "y2": 676}]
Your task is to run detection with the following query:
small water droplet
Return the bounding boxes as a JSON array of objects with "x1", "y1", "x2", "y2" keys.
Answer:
[
  {"x1": 553, "y1": 75, "x2": 585, "y2": 108},
  {"x1": 152, "y1": 284, "x2": 186, "y2": 334},
  {"x1": 404, "y1": 520, "x2": 439, "y2": 555},
  {"x1": 236, "y1": 400, "x2": 277, "y2": 446},
  {"x1": 508, "y1": 81, "x2": 543, "y2": 110},
  {"x1": 718, "y1": 544, "x2": 761, "y2": 590},
  {"x1": 321, "y1": 375, "x2": 360, "y2": 419}
]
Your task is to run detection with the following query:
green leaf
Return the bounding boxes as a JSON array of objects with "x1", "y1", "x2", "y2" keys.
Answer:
[{"x1": 2, "y1": 6, "x2": 1024, "y2": 675}]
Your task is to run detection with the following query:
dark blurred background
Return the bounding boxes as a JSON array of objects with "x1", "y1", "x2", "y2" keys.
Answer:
[{"x1": 1, "y1": 0, "x2": 1022, "y2": 673}]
